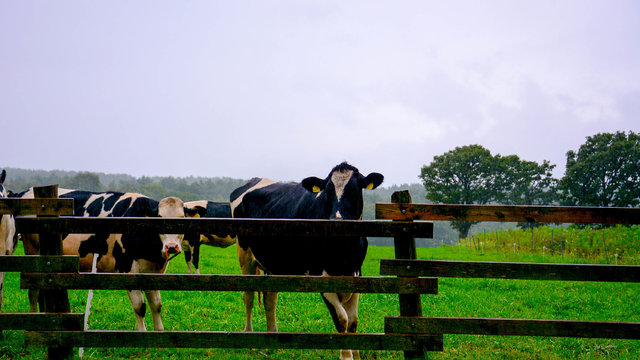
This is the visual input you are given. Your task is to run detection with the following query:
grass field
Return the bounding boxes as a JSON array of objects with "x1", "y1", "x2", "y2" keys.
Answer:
[{"x1": 1, "y1": 242, "x2": 639, "y2": 359}]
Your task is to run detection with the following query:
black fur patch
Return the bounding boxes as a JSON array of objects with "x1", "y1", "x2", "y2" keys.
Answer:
[
  {"x1": 85, "y1": 197, "x2": 105, "y2": 217},
  {"x1": 77, "y1": 233, "x2": 110, "y2": 258}
]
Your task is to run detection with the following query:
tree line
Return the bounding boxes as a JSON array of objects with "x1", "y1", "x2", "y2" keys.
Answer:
[
  {"x1": 4, "y1": 167, "x2": 461, "y2": 246},
  {"x1": 4, "y1": 170, "x2": 249, "y2": 203},
  {"x1": 5, "y1": 131, "x2": 638, "y2": 242},
  {"x1": 420, "y1": 131, "x2": 640, "y2": 237}
]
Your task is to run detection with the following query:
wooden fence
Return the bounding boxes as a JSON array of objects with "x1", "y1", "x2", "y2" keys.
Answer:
[
  {"x1": 2, "y1": 186, "x2": 639, "y2": 359},
  {"x1": 376, "y1": 202, "x2": 640, "y2": 342},
  {"x1": 1, "y1": 186, "x2": 438, "y2": 360}
]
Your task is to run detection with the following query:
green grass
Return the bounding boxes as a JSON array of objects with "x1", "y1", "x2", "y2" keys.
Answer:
[
  {"x1": 463, "y1": 225, "x2": 640, "y2": 265},
  {"x1": 2, "y1": 244, "x2": 639, "y2": 359}
]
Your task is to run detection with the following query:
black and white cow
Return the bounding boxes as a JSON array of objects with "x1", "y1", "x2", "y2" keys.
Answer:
[
  {"x1": 230, "y1": 162, "x2": 383, "y2": 360},
  {"x1": 0, "y1": 170, "x2": 17, "y2": 312},
  {"x1": 182, "y1": 200, "x2": 236, "y2": 274},
  {"x1": 19, "y1": 189, "x2": 185, "y2": 331}
]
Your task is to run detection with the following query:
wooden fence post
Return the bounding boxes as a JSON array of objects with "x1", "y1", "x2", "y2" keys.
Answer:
[
  {"x1": 391, "y1": 191, "x2": 425, "y2": 359},
  {"x1": 34, "y1": 185, "x2": 73, "y2": 360}
]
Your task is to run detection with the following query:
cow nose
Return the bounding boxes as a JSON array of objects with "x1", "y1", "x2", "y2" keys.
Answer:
[{"x1": 165, "y1": 244, "x2": 181, "y2": 259}]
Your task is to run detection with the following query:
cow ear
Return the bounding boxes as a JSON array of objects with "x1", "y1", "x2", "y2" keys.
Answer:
[
  {"x1": 0, "y1": 170, "x2": 6, "y2": 184},
  {"x1": 360, "y1": 172, "x2": 384, "y2": 190},
  {"x1": 301, "y1": 177, "x2": 326, "y2": 193},
  {"x1": 185, "y1": 205, "x2": 206, "y2": 218},
  {"x1": 184, "y1": 206, "x2": 199, "y2": 218}
]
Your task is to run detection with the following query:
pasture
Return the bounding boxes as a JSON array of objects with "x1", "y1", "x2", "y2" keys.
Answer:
[{"x1": 1, "y1": 241, "x2": 638, "y2": 359}]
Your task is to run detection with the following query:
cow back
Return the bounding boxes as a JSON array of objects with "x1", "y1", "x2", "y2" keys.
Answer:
[{"x1": 231, "y1": 179, "x2": 366, "y2": 276}]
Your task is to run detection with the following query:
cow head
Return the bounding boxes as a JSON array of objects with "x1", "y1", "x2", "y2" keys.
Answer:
[
  {"x1": 301, "y1": 162, "x2": 383, "y2": 220},
  {"x1": 0, "y1": 170, "x2": 7, "y2": 198},
  {"x1": 182, "y1": 202, "x2": 208, "y2": 257},
  {"x1": 1, "y1": 170, "x2": 17, "y2": 256},
  {"x1": 157, "y1": 196, "x2": 185, "y2": 260}
]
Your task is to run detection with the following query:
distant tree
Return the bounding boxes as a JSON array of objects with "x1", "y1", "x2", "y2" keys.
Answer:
[
  {"x1": 500, "y1": 155, "x2": 559, "y2": 229},
  {"x1": 500, "y1": 157, "x2": 557, "y2": 206},
  {"x1": 560, "y1": 131, "x2": 640, "y2": 207},
  {"x1": 62, "y1": 172, "x2": 102, "y2": 191},
  {"x1": 134, "y1": 182, "x2": 175, "y2": 201},
  {"x1": 419, "y1": 145, "x2": 503, "y2": 238}
]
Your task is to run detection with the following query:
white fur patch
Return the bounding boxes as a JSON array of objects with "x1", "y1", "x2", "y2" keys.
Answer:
[
  {"x1": 230, "y1": 178, "x2": 277, "y2": 216},
  {"x1": 331, "y1": 170, "x2": 353, "y2": 201},
  {"x1": 184, "y1": 200, "x2": 208, "y2": 210},
  {"x1": 84, "y1": 193, "x2": 114, "y2": 217}
]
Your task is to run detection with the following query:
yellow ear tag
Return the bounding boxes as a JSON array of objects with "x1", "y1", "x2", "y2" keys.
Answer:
[
  {"x1": 312, "y1": 185, "x2": 322, "y2": 193},
  {"x1": 195, "y1": 213, "x2": 200, "y2": 218},
  {"x1": 366, "y1": 183, "x2": 374, "y2": 190}
]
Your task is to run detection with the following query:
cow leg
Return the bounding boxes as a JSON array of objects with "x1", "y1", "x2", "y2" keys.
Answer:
[
  {"x1": 242, "y1": 290, "x2": 255, "y2": 331},
  {"x1": 344, "y1": 293, "x2": 361, "y2": 359},
  {"x1": 193, "y1": 241, "x2": 201, "y2": 275},
  {"x1": 322, "y1": 292, "x2": 358, "y2": 360},
  {"x1": 238, "y1": 245, "x2": 257, "y2": 331},
  {"x1": 264, "y1": 291, "x2": 278, "y2": 332},
  {"x1": 183, "y1": 242, "x2": 193, "y2": 274},
  {"x1": 0, "y1": 220, "x2": 15, "y2": 313},
  {"x1": 126, "y1": 290, "x2": 147, "y2": 331},
  {"x1": 145, "y1": 290, "x2": 164, "y2": 331},
  {"x1": 22, "y1": 234, "x2": 42, "y2": 312}
]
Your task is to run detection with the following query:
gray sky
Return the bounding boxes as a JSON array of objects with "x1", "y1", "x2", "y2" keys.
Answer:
[{"x1": 2, "y1": 1, "x2": 639, "y2": 186}]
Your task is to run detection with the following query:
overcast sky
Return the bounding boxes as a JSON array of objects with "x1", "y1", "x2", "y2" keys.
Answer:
[{"x1": 2, "y1": 1, "x2": 639, "y2": 186}]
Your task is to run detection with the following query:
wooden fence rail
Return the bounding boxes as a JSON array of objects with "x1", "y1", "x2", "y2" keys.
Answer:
[
  {"x1": 25, "y1": 330, "x2": 443, "y2": 352},
  {"x1": 376, "y1": 202, "x2": 640, "y2": 344},
  {"x1": 380, "y1": 258, "x2": 640, "y2": 282},
  {"x1": 0, "y1": 255, "x2": 79, "y2": 273},
  {"x1": 21, "y1": 273, "x2": 437, "y2": 294},
  {"x1": 385, "y1": 316, "x2": 640, "y2": 339},
  {"x1": 376, "y1": 203, "x2": 640, "y2": 224},
  {"x1": 0, "y1": 198, "x2": 73, "y2": 216},
  {"x1": 15, "y1": 217, "x2": 433, "y2": 238},
  {"x1": 0, "y1": 313, "x2": 83, "y2": 331}
]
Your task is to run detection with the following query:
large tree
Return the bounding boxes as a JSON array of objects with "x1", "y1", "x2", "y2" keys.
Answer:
[
  {"x1": 419, "y1": 145, "x2": 502, "y2": 238},
  {"x1": 560, "y1": 131, "x2": 640, "y2": 207},
  {"x1": 501, "y1": 156, "x2": 557, "y2": 205},
  {"x1": 420, "y1": 145, "x2": 560, "y2": 237}
]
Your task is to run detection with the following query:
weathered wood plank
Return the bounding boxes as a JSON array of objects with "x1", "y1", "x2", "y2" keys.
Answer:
[
  {"x1": 21, "y1": 273, "x2": 438, "y2": 294},
  {"x1": 389, "y1": 191, "x2": 426, "y2": 360},
  {"x1": 15, "y1": 217, "x2": 433, "y2": 238},
  {"x1": 0, "y1": 313, "x2": 83, "y2": 331},
  {"x1": 385, "y1": 316, "x2": 640, "y2": 339},
  {"x1": 0, "y1": 198, "x2": 73, "y2": 216},
  {"x1": 380, "y1": 259, "x2": 640, "y2": 282},
  {"x1": 376, "y1": 203, "x2": 640, "y2": 224},
  {"x1": 33, "y1": 185, "x2": 73, "y2": 360},
  {"x1": 24, "y1": 330, "x2": 443, "y2": 351},
  {"x1": 0, "y1": 255, "x2": 78, "y2": 273}
]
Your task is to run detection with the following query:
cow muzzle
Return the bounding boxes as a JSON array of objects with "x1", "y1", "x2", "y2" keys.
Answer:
[{"x1": 164, "y1": 243, "x2": 182, "y2": 261}]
